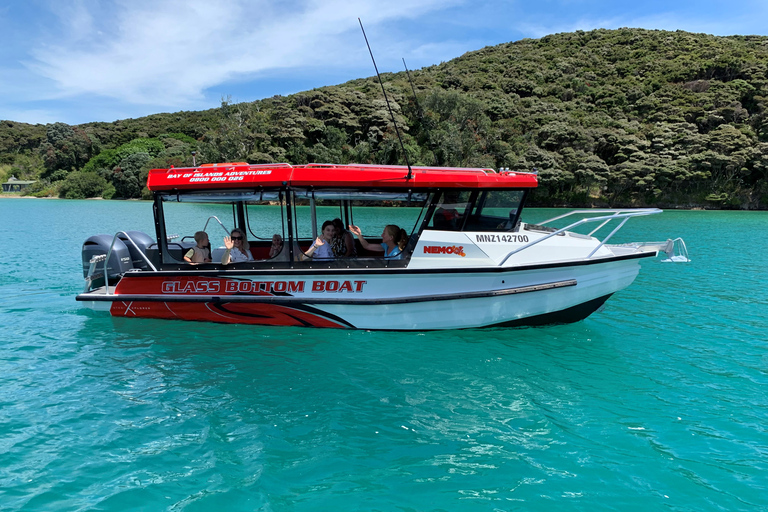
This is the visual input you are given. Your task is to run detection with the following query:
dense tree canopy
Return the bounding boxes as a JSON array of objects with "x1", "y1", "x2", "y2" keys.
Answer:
[{"x1": 1, "y1": 28, "x2": 767, "y2": 208}]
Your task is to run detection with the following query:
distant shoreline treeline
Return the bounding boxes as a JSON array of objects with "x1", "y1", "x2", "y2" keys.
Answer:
[{"x1": 1, "y1": 28, "x2": 767, "y2": 209}]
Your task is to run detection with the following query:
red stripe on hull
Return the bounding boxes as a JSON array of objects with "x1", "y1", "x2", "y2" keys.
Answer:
[{"x1": 109, "y1": 300, "x2": 351, "y2": 328}]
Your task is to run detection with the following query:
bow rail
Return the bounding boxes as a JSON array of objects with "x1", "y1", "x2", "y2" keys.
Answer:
[{"x1": 499, "y1": 209, "x2": 671, "y2": 265}]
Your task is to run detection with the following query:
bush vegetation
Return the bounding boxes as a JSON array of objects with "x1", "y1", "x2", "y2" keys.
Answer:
[{"x1": 1, "y1": 28, "x2": 767, "y2": 208}]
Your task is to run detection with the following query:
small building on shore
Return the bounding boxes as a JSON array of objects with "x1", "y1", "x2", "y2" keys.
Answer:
[{"x1": 2, "y1": 176, "x2": 36, "y2": 193}]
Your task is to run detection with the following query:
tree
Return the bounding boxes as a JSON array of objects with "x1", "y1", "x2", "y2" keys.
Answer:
[
  {"x1": 112, "y1": 152, "x2": 151, "y2": 198},
  {"x1": 58, "y1": 172, "x2": 108, "y2": 199},
  {"x1": 39, "y1": 123, "x2": 94, "y2": 178}
]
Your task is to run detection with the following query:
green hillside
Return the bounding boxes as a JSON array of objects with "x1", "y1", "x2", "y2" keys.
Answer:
[{"x1": 2, "y1": 28, "x2": 767, "y2": 208}]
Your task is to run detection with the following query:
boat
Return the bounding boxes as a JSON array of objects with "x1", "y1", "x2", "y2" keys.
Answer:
[{"x1": 76, "y1": 162, "x2": 688, "y2": 330}]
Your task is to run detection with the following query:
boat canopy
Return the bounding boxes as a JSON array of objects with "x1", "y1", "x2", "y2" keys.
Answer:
[{"x1": 147, "y1": 163, "x2": 538, "y2": 192}]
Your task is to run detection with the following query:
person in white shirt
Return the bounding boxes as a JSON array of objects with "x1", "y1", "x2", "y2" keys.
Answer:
[
  {"x1": 222, "y1": 228, "x2": 254, "y2": 265},
  {"x1": 302, "y1": 220, "x2": 336, "y2": 261}
]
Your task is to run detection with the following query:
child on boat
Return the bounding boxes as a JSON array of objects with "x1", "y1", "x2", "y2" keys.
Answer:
[
  {"x1": 331, "y1": 218, "x2": 356, "y2": 257},
  {"x1": 349, "y1": 224, "x2": 408, "y2": 259},
  {"x1": 302, "y1": 220, "x2": 336, "y2": 260},
  {"x1": 184, "y1": 231, "x2": 212, "y2": 264}
]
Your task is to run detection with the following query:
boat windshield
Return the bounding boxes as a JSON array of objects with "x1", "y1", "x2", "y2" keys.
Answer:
[{"x1": 428, "y1": 189, "x2": 527, "y2": 232}]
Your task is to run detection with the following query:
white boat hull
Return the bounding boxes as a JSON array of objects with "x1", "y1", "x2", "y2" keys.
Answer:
[{"x1": 77, "y1": 254, "x2": 647, "y2": 330}]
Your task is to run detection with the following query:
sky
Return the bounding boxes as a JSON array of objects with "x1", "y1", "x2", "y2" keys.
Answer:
[{"x1": 1, "y1": 0, "x2": 767, "y2": 126}]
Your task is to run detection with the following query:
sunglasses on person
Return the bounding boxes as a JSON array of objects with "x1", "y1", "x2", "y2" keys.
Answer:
[{"x1": 231, "y1": 236, "x2": 243, "y2": 240}]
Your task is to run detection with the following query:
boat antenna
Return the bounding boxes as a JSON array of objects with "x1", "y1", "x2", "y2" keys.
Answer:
[
  {"x1": 358, "y1": 18, "x2": 413, "y2": 180},
  {"x1": 402, "y1": 58, "x2": 424, "y2": 121}
]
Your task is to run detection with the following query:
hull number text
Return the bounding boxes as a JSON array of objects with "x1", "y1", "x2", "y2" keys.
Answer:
[{"x1": 475, "y1": 234, "x2": 529, "y2": 243}]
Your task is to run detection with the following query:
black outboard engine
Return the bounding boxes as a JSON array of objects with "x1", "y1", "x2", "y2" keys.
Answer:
[
  {"x1": 117, "y1": 231, "x2": 156, "y2": 270},
  {"x1": 82, "y1": 234, "x2": 133, "y2": 287}
]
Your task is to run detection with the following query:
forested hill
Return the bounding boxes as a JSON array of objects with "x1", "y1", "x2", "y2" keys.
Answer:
[{"x1": 2, "y1": 28, "x2": 768, "y2": 208}]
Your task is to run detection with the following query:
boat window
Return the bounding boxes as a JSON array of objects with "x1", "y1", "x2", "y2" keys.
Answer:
[
  {"x1": 308, "y1": 190, "x2": 428, "y2": 202},
  {"x1": 161, "y1": 191, "x2": 280, "y2": 203},
  {"x1": 161, "y1": 199, "x2": 235, "y2": 263},
  {"x1": 291, "y1": 189, "x2": 430, "y2": 264},
  {"x1": 429, "y1": 191, "x2": 473, "y2": 231},
  {"x1": 159, "y1": 190, "x2": 288, "y2": 264},
  {"x1": 464, "y1": 190, "x2": 526, "y2": 232},
  {"x1": 243, "y1": 193, "x2": 289, "y2": 261}
]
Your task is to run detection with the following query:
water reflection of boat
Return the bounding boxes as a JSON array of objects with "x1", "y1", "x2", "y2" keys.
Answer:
[{"x1": 76, "y1": 162, "x2": 688, "y2": 330}]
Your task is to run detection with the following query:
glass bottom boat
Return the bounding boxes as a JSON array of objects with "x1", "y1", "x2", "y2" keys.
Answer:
[{"x1": 76, "y1": 163, "x2": 688, "y2": 330}]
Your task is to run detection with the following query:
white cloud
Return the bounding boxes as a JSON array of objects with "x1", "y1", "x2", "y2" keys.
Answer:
[
  {"x1": 26, "y1": 0, "x2": 460, "y2": 108},
  {"x1": 6, "y1": 0, "x2": 768, "y2": 124}
]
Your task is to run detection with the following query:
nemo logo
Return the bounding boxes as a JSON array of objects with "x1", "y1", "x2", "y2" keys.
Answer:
[{"x1": 423, "y1": 245, "x2": 466, "y2": 257}]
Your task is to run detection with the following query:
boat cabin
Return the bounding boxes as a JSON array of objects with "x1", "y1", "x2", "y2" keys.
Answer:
[{"x1": 147, "y1": 163, "x2": 538, "y2": 270}]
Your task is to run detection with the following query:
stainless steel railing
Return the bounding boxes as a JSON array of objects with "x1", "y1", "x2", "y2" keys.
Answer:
[
  {"x1": 499, "y1": 208, "x2": 663, "y2": 265},
  {"x1": 202, "y1": 216, "x2": 230, "y2": 236}
]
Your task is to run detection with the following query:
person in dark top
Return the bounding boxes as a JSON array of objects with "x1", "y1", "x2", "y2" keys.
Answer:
[{"x1": 331, "y1": 218, "x2": 356, "y2": 257}]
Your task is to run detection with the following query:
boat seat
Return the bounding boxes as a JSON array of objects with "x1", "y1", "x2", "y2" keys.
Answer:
[
  {"x1": 167, "y1": 242, "x2": 191, "y2": 262},
  {"x1": 211, "y1": 247, "x2": 226, "y2": 262}
]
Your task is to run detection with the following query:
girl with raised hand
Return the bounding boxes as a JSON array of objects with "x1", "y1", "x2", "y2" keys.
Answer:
[{"x1": 349, "y1": 224, "x2": 408, "y2": 259}]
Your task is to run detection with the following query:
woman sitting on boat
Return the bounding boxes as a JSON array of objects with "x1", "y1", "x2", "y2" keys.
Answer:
[
  {"x1": 222, "y1": 228, "x2": 254, "y2": 264},
  {"x1": 331, "y1": 218, "x2": 356, "y2": 258},
  {"x1": 301, "y1": 220, "x2": 336, "y2": 261},
  {"x1": 349, "y1": 224, "x2": 408, "y2": 259}
]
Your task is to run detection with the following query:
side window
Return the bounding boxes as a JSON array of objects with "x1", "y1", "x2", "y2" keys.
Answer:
[
  {"x1": 160, "y1": 190, "x2": 285, "y2": 264},
  {"x1": 465, "y1": 190, "x2": 525, "y2": 232},
  {"x1": 291, "y1": 189, "x2": 429, "y2": 265},
  {"x1": 162, "y1": 199, "x2": 234, "y2": 263},
  {"x1": 290, "y1": 191, "x2": 346, "y2": 262},
  {"x1": 244, "y1": 193, "x2": 288, "y2": 260},
  {"x1": 430, "y1": 192, "x2": 472, "y2": 231}
]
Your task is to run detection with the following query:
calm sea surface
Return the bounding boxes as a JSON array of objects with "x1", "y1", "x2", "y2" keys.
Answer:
[{"x1": 1, "y1": 198, "x2": 766, "y2": 511}]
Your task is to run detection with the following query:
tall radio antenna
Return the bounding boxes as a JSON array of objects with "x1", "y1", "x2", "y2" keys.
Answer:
[
  {"x1": 402, "y1": 58, "x2": 424, "y2": 121},
  {"x1": 358, "y1": 18, "x2": 413, "y2": 180}
]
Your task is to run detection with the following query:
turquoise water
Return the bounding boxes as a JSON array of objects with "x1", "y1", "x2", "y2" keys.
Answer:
[{"x1": 1, "y1": 198, "x2": 766, "y2": 511}]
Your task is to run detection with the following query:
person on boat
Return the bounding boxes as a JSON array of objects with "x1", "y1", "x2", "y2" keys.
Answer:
[
  {"x1": 331, "y1": 218, "x2": 356, "y2": 258},
  {"x1": 184, "y1": 231, "x2": 212, "y2": 264},
  {"x1": 348, "y1": 224, "x2": 408, "y2": 259},
  {"x1": 433, "y1": 192, "x2": 462, "y2": 230},
  {"x1": 269, "y1": 233, "x2": 284, "y2": 259},
  {"x1": 222, "y1": 228, "x2": 254, "y2": 264},
  {"x1": 301, "y1": 220, "x2": 336, "y2": 261}
]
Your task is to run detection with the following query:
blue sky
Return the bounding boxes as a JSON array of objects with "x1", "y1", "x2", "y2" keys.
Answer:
[{"x1": 1, "y1": 0, "x2": 767, "y2": 126}]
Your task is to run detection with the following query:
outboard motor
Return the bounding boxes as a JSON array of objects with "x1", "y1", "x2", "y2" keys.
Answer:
[
  {"x1": 117, "y1": 230, "x2": 156, "y2": 270},
  {"x1": 82, "y1": 234, "x2": 133, "y2": 287}
]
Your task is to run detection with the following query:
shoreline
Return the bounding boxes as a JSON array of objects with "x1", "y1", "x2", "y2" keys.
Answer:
[
  {"x1": 2, "y1": 194, "x2": 766, "y2": 210},
  {"x1": 0, "y1": 194, "x2": 108, "y2": 200}
]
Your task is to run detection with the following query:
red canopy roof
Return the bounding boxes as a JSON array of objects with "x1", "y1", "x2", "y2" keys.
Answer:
[{"x1": 147, "y1": 163, "x2": 538, "y2": 191}]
